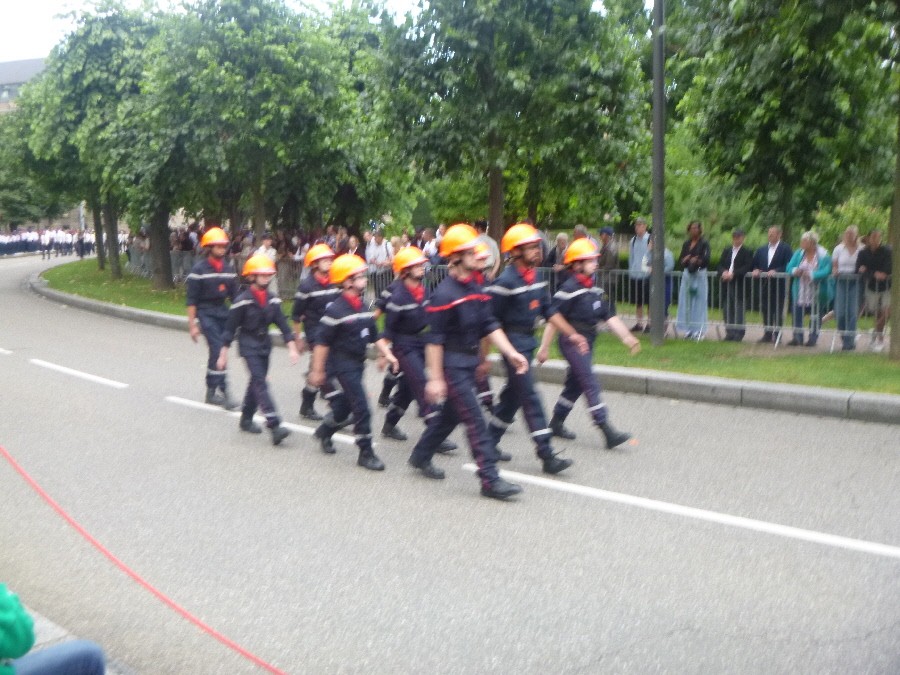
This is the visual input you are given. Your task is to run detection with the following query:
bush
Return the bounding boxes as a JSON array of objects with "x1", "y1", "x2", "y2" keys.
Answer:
[{"x1": 813, "y1": 194, "x2": 890, "y2": 250}]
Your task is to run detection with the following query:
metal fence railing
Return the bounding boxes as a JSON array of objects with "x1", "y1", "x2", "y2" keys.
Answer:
[{"x1": 126, "y1": 253, "x2": 891, "y2": 352}]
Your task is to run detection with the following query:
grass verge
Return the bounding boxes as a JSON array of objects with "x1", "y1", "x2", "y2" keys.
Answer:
[{"x1": 43, "y1": 258, "x2": 899, "y2": 395}]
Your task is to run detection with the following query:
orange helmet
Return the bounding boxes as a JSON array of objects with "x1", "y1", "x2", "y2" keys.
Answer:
[
  {"x1": 563, "y1": 238, "x2": 599, "y2": 265},
  {"x1": 474, "y1": 242, "x2": 490, "y2": 261},
  {"x1": 439, "y1": 223, "x2": 479, "y2": 257},
  {"x1": 304, "y1": 243, "x2": 335, "y2": 267},
  {"x1": 330, "y1": 254, "x2": 368, "y2": 285},
  {"x1": 200, "y1": 227, "x2": 229, "y2": 248},
  {"x1": 500, "y1": 223, "x2": 542, "y2": 253},
  {"x1": 242, "y1": 254, "x2": 276, "y2": 276},
  {"x1": 393, "y1": 246, "x2": 428, "y2": 275}
]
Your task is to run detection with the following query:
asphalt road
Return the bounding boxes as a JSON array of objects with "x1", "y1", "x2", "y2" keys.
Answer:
[{"x1": 1, "y1": 255, "x2": 898, "y2": 674}]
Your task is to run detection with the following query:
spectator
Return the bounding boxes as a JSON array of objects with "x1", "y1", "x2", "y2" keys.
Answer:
[
  {"x1": 627, "y1": 217, "x2": 651, "y2": 331},
  {"x1": 641, "y1": 236, "x2": 675, "y2": 330},
  {"x1": 366, "y1": 227, "x2": 394, "y2": 296},
  {"x1": 346, "y1": 235, "x2": 361, "y2": 257},
  {"x1": 675, "y1": 220, "x2": 711, "y2": 339},
  {"x1": 831, "y1": 225, "x2": 862, "y2": 351},
  {"x1": 597, "y1": 226, "x2": 619, "y2": 309},
  {"x1": 255, "y1": 231, "x2": 280, "y2": 298},
  {"x1": 0, "y1": 584, "x2": 105, "y2": 675},
  {"x1": 421, "y1": 228, "x2": 438, "y2": 262},
  {"x1": 856, "y1": 228, "x2": 892, "y2": 352},
  {"x1": 751, "y1": 225, "x2": 793, "y2": 343},
  {"x1": 717, "y1": 227, "x2": 754, "y2": 341},
  {"x1": 474, "y1": 220, "x2": 501, "y2": 281},
  {"x1": 787, "y1": 231, "x2": 833, "y2": 347}
]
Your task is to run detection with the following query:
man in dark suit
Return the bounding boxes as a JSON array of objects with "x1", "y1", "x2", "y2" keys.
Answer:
[
  {"x1": 751, "y1": 226, "x2": 793, "y2": 343},
  {"x1": 717, "y1": 228, "x2": 754, "y2": 341}
]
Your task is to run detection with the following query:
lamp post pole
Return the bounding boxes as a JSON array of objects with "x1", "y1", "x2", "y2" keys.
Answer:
[{"x1": 649, "y1": 0, "x2": 667, "y2": 346}]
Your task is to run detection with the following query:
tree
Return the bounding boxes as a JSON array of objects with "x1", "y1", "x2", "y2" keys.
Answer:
[{"x1": 385, "y1": 0, "x2": 648, "y2": 238}]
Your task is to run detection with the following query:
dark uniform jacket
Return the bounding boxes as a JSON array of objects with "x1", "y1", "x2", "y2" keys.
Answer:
[
  {"x1": 550, "y1": 276, "x2": 615, "y2": 338},
  {"x1": 425, "y1": 274, "x2": 499, "y2": 369},
  {"x1": 856, "y1": 245, "x2": 892, "y2": 292},
  {"x1": 223, "y1": 290, "x2": 294, "y2": 357},
  {"x1": 485, "y1": 265, "x2": 557, "y2": 353},
  {"x1": 185, "y1": 257, "x2": 239, "y2": 318},
  {"x1": 318, "y1": 294, "x2": 379, "y2": 373},
  {"x1": 717, "y1": 245, "x2": 754, "y2": 290},
  {"x1": 291, "y1": 274, "x2": 340, "y2": 346},
  {"x1": 383, "y1": 280, "x2": 430, "y2": 352}
]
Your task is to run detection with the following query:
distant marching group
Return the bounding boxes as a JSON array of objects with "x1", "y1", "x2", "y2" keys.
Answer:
[
  {"x1": 186, "y1": 223, "x2": 641, "y2": 501},
  {"x1": 0, "y1": 227, "x2": 107, "y2": 258}
]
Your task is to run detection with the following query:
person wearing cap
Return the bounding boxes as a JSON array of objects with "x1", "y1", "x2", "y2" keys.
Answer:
[
  {"x1": 539, "y1": 239, "x2": 639, "y2": 449},
  {"x1": 186, "y1": 227, "x2": 240, "y2": 408},
  {"x1": 378, "y1": 247, "x2": 457, "y2": 453},
  {"x1": 483, "y1": 223, "x2": 582, "y2": 475},
  {"x1": 407, "y1": 223, "x2": 527, "y2": 500},
  {"x1": 292, "y1": 244, "x2": 340, "y2": 420},
  {"x1": 218, "y1": 255, "x2": 299, "y2": 446},
  {"x1": 717, "y1": 228, "x2": 754, "y2": 341},
  {"x1": 255, "y1": 231, "x2": 279, "y2": 298},
  {"x1": 308, "y1": 254, "x2": 399, "y2": 471}
]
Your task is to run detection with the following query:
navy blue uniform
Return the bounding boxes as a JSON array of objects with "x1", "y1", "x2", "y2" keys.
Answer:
[
  {"x1": 223, "y1": 290, "x2": 295, "y2": 428},
  {"x1": 409, "y1": 274, "x2": 501, "y2": 487},
  {"x1": 484, "y1": 266, "x2": 558, "y2": 459},
  {"x1": 292, "y1": 273, "x2": 340, "y2": 410},
  {"x1": 315, "y1": 295, "x2": 380, "y2": 454},
  {"x1": 374, "y1": 282, "x2": 400, "y2": 405},
  {"x1": 186, "y1": 257, "x2": 239, "y2": 391},
  {"x1": 383, "y1": 279, "x2": 431, "y2": 429},
  {"x1": 549, "y1": 277, "x2": 614, "y2": 427}
]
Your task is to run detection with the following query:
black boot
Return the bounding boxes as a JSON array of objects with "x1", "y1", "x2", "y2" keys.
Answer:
[
  {"x1": 481, "y1": 477, "x2": 523, "y2": 500},
  {"x1": 377, "y1": 379, "x2": 394, "y2": 408},
  {"x1": 220, "y1": 386, "x2": 239, "y2": 411},
  {"x1": 436, "y1": 439, "x2": 457, "y2": 453},
  {"x1": 550, "y1": 415, "x2": 576, "y2": 440},
  {"x1": 239, "y1": 417, "x2": 262, "y2": 434},
  {"x1": 315, "y1": 426, "x2": 335, "y2": 454},
  {"x1": 358, "y1": 449, "x2": 385, "y2": 471},
  {"x1": 542, "y1": 455, "x2": 573, "y2": 475},
  {"x1": 206, "y1": 387, "x2": 226, "y2": 406},
  {"x1": 495, "y1": 447, "x2": 512, "y2": 462},
  {"x1": 600, "y1": 421, "x2": 631, "y2": 449},
  {"x1": 408, "y1": 458, "x2": 445, "y2": 480},
  {"x1": 381, "y1": 423, "x2": 408, "y2": 441},
  {"x1": 299, "y1": 390, "x2": 323, "y2": 420},
  {"x1": 271, "y1": 425, "x2": 290, "y2": 446}
]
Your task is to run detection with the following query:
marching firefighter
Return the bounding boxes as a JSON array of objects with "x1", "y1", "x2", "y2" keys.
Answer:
[
  {"x1": 538, "y1": 238, "x2": 640, "y2": 449},
  {"x1": 408, "y1": 223, "x2": 526, "y2": 500},
  {"x1": 472, "y1": 243, "x2": 495, "y2": 416},
  {"x1": 292, "y1": 243, "x2": 340, "y2": 421},
  {"x1": 217, "y1": 254, "x2": 299, "y2": 446},
  {"x1": 186, "y1": 226, "x2": 240, "y2": 408},
  {"x1": 484, "y1": 222, "x2": 582, "y2": 474},
  {"x1": 308, "y1": 254, "x2": 399, "y2": 471},
  {"x1": 379, "y1": 247, "x2": 457, "y2": 452}
]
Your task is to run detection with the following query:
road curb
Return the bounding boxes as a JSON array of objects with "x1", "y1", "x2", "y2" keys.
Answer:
[{"x1": 30, "y1": 273, "x2": 900, "y2": 424}]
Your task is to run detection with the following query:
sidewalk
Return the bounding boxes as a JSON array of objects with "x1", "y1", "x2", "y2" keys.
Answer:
[{"x1": 29, "y1": 272, "x2": 900, "y2": 424}]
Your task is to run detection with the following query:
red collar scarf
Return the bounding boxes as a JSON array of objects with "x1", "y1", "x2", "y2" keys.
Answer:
[
  {"x1": 208, "y1": 257, "x2": 223, "y2": 273},
  {"x1": 251, "y1": 287, "x2": 268, "y2": 306},
  {"x1": 473, "y1": 271, "x2": 484, "y2": 285},
  {"x1": 575, "y1": 273, "x2": 594, "y2": 289},
  {"x1": 517, "y1": 265, "x2": 536, "y2": 285},
  {"x1": 408, "y1": 284, "x2": 425, "y2": 303},
  {"x1": 343, "y1": 292, "x2": 362, "y2": 311},
  {"x1": 315, "y1": 272, "x2": 330, "y2": 287}
]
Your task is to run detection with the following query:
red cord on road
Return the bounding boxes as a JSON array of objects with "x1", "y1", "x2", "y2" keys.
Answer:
[{"x1": 1, "y1": 444, "x2": 288, "y2": 675}]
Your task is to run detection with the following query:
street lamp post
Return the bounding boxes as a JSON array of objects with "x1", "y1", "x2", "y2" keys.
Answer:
[{"x1": 649, "y1": 0, "x2": 667, "y2": 346}]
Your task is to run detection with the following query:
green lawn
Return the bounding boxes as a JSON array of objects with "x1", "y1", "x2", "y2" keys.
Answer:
[{"x1": 43, "y1": 258, "x2": 899, "y2": 395}]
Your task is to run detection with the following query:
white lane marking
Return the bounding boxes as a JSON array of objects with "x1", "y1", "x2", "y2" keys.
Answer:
[
  {"x1": 29, "y1": 359, "x2": 129, "y2": 389},
  {"x1": 462, "y1": 464, "x2": 900, "y2": 561},
  {"x1": 165, "y1": 396, "x2": 355, "y2": 444},
  {"x1": 0, "y1": 347, "x2": 12, "y2": 355}
]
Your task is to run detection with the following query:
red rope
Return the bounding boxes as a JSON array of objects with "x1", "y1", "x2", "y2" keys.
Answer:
[{"x1": 1, "y1": 444, "x2": 288, "y2": 675}]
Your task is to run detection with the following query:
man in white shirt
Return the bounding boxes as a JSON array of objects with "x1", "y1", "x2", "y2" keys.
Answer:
[
  {"x1": 366, "y1": 228, "x2": 393, "y2": 297},
  {"x1": 255, "y1": 231, "x2": 280, "y2": 297}
]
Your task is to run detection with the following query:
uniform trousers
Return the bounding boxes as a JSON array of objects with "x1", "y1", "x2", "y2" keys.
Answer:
[
  {"x1": 552, "y1": 334, "x2": 608, "y2": 426},
  {"x1": 198, "y1": 311, "x2": 228, "y2": 390},
  {"x1": 320, "y1": 366, "x2": 373, "y2": 452},
  {"x1": 488, "y1": 347, "x2": 553, "y2": 459},
  {"x1": 385, "y1": 346, "x2": 429, "y2": 428},
  {"x1": 409, "y1": 364, "x2": 499, "y2": 487},
  {"x1": 241, "y1": 352, "x2": 280, "y2": 428}
]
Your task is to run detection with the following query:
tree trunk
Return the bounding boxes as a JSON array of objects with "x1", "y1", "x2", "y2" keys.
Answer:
[
  {"x1": 888, "y1": 91, "x2": 900, "y2": 361},
  {"x1": 149, "y1": 202, "x2": 174, "y2": 290},
  {"x1": 252, "y1": 180, "x2": 267, "y2": 239},
  {"x1": 525, "y1": 166, "x2": 540, "y2": 225},
  {"x1": 102, "y1": 201, "x2": 122, "y2": 280},
  {"x1": 488, "y1": 164, "x2": 504, "y2": 241},
  {"x1": 90, "y1": 196, "x2": 105, "y2": 270}
]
